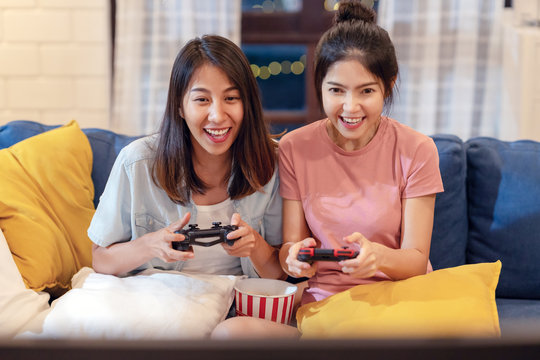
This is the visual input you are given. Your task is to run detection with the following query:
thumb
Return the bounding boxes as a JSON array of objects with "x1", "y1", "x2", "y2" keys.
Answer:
[{"x1": 302, "y1": 237, "x2": 317, "y2": 248}]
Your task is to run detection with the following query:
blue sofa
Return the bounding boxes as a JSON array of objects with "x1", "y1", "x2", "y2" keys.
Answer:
[{"x1": 1, "y1": 120, "x2": 540, "y2": 336}]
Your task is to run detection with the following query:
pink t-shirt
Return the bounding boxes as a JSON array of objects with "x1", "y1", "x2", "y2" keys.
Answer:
[{"x1": 278, "y1": 117, "x2": 444, "y2": 304}]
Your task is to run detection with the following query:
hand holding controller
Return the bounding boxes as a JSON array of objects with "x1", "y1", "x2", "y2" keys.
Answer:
[
  {"x1": 172, "y1": 222, "x2": 240, "y2": 251},
  {"x1": 297, "y1": 247, "x2": 359, "y2": 263}
]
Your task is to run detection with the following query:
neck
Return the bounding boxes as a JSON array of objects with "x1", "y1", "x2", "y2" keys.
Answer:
[
  {"x1": 192, "y1": 149, "x2": 232, "y2": 188},
  {"x1": 327, "y1": 116, "x2": 381, "y2": 151}
]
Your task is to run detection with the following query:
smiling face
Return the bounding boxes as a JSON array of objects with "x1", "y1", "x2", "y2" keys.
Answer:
[
  {"x1": 322, "y1": 59, "x2": 386, "y2": 151},
  {"x1": 182, "y1": 63, "x2": 244, "y2": 159}
]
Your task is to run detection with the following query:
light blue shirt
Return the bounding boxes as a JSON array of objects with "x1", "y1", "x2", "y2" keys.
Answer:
[{"x1": 88, "y1": 135, "x2": 282, "y2": 278}]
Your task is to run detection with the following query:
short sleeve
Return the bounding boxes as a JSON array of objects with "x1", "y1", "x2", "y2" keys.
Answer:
[
  {"x1": 87, "y1": 148, "x2": 133, "y2": 247},
  {"x1": 262, "y1": 167, "x2": 283, "y2": 247},
  {"x1": 402, "y1": 138, "x2": 444, "y2": 199},
  {"x1": 278, "y1": 137, "x2": 301, "y2": 201}
]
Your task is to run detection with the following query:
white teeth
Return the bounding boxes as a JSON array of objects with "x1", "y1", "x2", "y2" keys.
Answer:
[
  {"x1": 205, "y1": 128, "x2": 229, "y2": 136},
  {"x1": 341, "y1": 116, "x2": 363, "y2": 124}
]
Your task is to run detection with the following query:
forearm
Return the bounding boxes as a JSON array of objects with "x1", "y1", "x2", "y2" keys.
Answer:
[
  {"x1": 373, "y1": 243, "x2": 429, "y2": 280},
  {"x1": 92, "y1": 237, "x2": 153, "y2": 276},
  {"x1": 248, "y1": 233, "x2": 287, "y2": 280}
]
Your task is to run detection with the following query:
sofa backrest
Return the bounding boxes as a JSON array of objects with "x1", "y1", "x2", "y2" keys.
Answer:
[
  {"x1": 466, "y1": 137, "x2": 540, "y2": 299},
  {"x1": 82, "y1": 129, "x2": 140, "y2": 207},
  {"x1": 3, "y1": 120, "x2": 540, "y2": 299},
  {"x1": 430, "y1": 135, "x2": 469, "y2": 270}
]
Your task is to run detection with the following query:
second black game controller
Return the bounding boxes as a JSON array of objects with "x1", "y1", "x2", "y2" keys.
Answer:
[
  {"x1": 297, "y1": 247, "x2": 359, "y2": 263},
  {"x1": 172, "y1": 222, "x2": 240, "y2": 251}
]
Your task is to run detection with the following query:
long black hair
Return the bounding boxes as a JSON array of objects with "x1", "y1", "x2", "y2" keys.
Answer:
[{"x1": 153, "y1": 35, "x2": 277, "y2": 205}]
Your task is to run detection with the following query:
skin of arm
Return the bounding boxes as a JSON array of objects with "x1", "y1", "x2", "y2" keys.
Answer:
[
  {"x1": 222, "y1": 213, "x2": 286, "y2": 280},
  {"x1": 92, "y1": 213, "x2": 195, "y2": 276},
  {"x1": 339, "y1": 194, "x2": 436, "y2": 280},
  {"x1": 279, "y1": 199, "x2": 318, "y2": 278}
]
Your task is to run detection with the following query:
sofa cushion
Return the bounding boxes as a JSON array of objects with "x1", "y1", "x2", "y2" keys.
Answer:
[
  {"x1": 296, "y1": 261, "x2": 501, "y2": 338},
  {"x1": 430, "y1": 135, "x2": 468, "y2": 269},
  {"x1": 466, "y1": 137, "x2": 540, "y2": 299},
  {"x1": 496, "y1": 298, "x2": 540, "y2": 332},
  {"x1": 0, "y1": 121, "x2": 94, "y2": 297}
]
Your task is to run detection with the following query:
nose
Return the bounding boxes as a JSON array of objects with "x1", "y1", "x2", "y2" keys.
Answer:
[
  {"x1": 208, "y1": 100, "x2": 226, "y2": 124},
  {"x1": 343, "y1": 93, "x2": 360, "y2": 113}
]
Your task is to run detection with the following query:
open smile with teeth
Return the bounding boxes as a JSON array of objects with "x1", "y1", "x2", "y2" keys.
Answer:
[
  {"x1": 340, "y1": 116, "x2": 365, "y2": 125},
  {"x1": 204, "y1": 128, "x2": 231, "y2": 137}
]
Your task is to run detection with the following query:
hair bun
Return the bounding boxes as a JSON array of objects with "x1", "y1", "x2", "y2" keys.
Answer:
[{"x1": 334, "y1": 0, "x2": 376, "y2": 24}]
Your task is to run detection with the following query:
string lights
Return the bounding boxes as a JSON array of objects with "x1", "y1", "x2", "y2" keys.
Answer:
[{"x1": 251, "y1": 55, "x2": 306, "y2": 80}]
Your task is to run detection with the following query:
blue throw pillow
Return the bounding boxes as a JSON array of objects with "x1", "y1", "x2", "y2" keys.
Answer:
[
  {"x1": 467, "y1": 137, "x2": 540, "y2": 299},
  {"x1": 430, "y1": 135, "x2": 468, "y2": 269}
]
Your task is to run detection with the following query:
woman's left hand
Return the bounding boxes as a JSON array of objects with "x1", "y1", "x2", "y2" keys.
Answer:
[
  {"x1": 221, "y1": 213, "x2": 260, "y2": 257},
  {"x1": 339, "y1": 232, "x2": 381, "y2": 278}
]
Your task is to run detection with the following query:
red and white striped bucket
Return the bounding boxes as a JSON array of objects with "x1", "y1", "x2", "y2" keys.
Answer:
[{"x1": 234, "y1": 278, "x2": 297, "y2": 325}]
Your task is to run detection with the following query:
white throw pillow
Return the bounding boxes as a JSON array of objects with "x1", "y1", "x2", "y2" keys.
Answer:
[
  {"x1": 30, "y1": 267, "x2": 239, "y2": 339},
  {"x1": 0, "y1": 228, "x2": 51, "y2": 338}
]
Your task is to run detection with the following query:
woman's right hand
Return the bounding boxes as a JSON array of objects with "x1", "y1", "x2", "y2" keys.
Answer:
[
  {"x1": 284, "y1": 237, "x2": 318, "y2": 278},
  {"x1": 135, "y1": 212, "x2": 195, "y2": 263}
]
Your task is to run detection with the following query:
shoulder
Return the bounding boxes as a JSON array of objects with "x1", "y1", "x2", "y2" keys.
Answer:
[
  {"x1": 279, "y1": 120, "x2": 324, "y2": 150},
  {"x1": 385, "y1": 117, "x2": 437, "y2": 153},
  {"x1": 117, "y1": 134, "x2": 159, "y2": 168}
]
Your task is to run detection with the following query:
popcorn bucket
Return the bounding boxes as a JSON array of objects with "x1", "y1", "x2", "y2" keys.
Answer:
[{"x1": 234, "y1": 278, "x2": 297, "y2": 325}]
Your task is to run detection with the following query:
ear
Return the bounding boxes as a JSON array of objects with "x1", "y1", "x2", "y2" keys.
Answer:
[{"x1": 179, "y1": 107, "x2": 184, "y2": 118}]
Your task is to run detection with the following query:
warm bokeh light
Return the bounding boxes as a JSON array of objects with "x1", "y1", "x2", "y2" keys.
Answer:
[
  {"x1": 250, "y1": 56, "x2": 305, "y2": 79},
  {"x1": 281, "y1": 60, "x2": 292, "y2": 74},
  {"x1": 268, "y1": 61, "x2": 282, "y2": 75},
  {"x1": 250, "y1": 64, "x2": 260, "y2": 77},
  {"x1": 324, "y1": 0, "x2": 340, "y2": 11},
  {"x1": 259, "y1": 65, "x2": 271, "y2": 80},
  {"x1": 291, "y1": 61, "x2": 304, "y2": 75}
]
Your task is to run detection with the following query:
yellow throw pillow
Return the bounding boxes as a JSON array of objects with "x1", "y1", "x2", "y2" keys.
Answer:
[
  {"x1": 0, "y1": 120, "x2": 94, "y2": 297},
  {"x1": 297, "y1": 261, "x2": 501, "y2": 338}
]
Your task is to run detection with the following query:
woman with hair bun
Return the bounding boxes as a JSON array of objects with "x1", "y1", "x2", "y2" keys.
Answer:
[{"x1": 212, "y1": 0, "x2": 443, "y2": 339}]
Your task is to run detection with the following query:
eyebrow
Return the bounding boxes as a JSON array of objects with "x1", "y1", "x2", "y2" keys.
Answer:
[
  {"x1": 190, "y1": 86, "x2": 240, "y2": 93},
  {"x1": 325, "y1": 81, "x2": 379, "y2": 88}
]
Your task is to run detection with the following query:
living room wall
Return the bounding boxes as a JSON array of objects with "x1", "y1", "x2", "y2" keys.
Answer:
[{"x1": 0, "y1": 0, "x2": 111, "y2": 129}]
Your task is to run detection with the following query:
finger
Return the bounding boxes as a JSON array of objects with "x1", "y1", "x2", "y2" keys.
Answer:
[
  {"x1": 227, "y1": 225, "x2": 247, "y2": 241},
  {"x1": 344, "y1": 232, "x2": 364, "y2": 244},
  {"x1": 230, "y1": 213, "x2": 242, "y2": 227},
  {"x1": 167, "y1": 248, "x2": 194, "y2": 262},
  {"x1": 301, "y1": 237, "x2": 317, "y2": 248},
  {"x1": 168, "y1": 212, "x2": 191, "y2": 232}
]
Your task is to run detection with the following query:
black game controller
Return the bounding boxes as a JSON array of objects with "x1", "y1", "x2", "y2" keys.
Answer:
[
  {"x1": 172, "y1": 222, "x2": 240, "y2": 251},
  {"x1": 297, "y1": 247, "x2": 359, "y2": 263}
]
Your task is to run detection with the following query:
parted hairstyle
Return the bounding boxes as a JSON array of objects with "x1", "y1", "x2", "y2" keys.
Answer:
[
  {"x1": 153, "y1": 35, "x2": 278, "y2": 205},
  {"x1": 314, "y1": 0, "x2": 399, "y2": 109}
]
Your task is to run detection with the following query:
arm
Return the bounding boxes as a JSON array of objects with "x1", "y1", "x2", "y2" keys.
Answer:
[
  {"x1": 222, "y1": 213, "x2": 286, "y2": 280},
  {"x1": 278, "y1": 199, "x2": 318, "y2": 278},
  {"x1": 92, "y1": 213, "x2": 194, "y2": 275},
  {"x1": 340, "y1": 194, "x2": 436, "y2": 280}
]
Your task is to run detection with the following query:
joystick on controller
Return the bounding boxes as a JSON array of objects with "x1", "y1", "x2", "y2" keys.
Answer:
[{"x1": 172, "y1": 222, "x2": 240, "y2": 251}]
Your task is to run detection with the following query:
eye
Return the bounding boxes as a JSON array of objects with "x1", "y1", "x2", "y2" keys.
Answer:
[
  {"x1": 362, "y1": 88, "x2": 375, "y2": 94},
  {"x1": 225, "y1": 96, "x2": 241, "y2": 102},
  {"x1": 328, "y1": 87, "x2": 344, "y2": 94},
  {"x1": 193, "y1": 97, "x2": 209, "y2": 103}
]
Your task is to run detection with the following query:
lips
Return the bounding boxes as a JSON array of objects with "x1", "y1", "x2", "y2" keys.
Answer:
[
  {"x1": 339, "y1": 115, "x2": 365, "y2": 129},
  {"x1": 204, "y1": 127, "x2": 231, "y2": 143}
]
